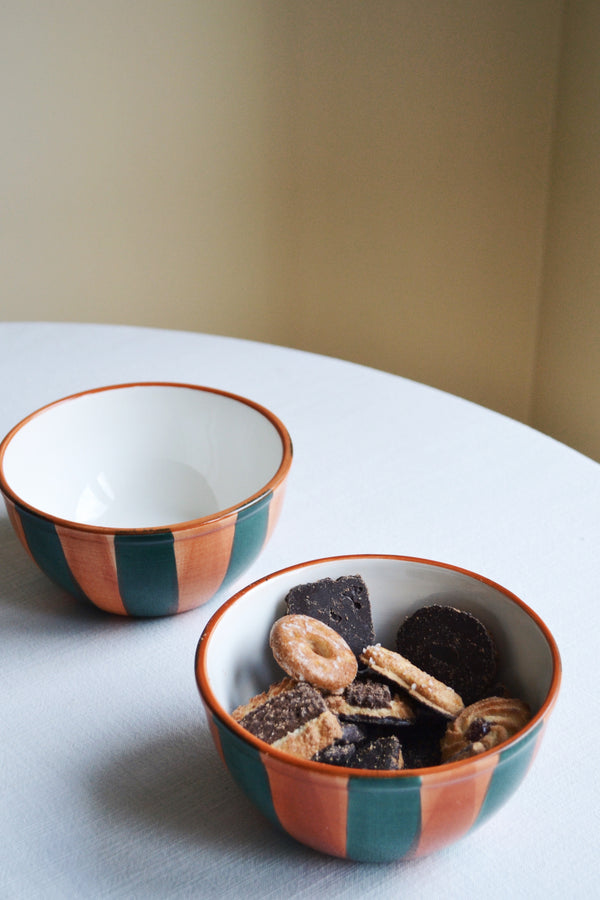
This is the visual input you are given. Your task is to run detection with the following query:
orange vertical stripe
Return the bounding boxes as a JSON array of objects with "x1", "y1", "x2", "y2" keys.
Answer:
[
  {"x1": 173, "y1": 514, "x2": 237, "y2": 613},
  {"x1": 412, "y1": 754, "x2": 499, "y2": 858},
  {"x1": 262, "y1": 754, "x2": 349, "y2": 859},
  {"x1": 264, "y1": 486, "x2": 287, "y2": 546},
  {"x1": 203, "y1": 705, "x2": 226, "y2": 765},
  {"x1": 56, "y1": 526, "x2": 127, "y2": 615}
]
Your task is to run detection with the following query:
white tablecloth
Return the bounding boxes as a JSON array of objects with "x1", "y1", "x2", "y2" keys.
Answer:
[{"x1": 0, "y1": 322, "x2": 597, "y2": 898}]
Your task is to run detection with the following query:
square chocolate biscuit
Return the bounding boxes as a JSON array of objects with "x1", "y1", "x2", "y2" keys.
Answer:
[{"x1": 285, "y1": 574, "x2": 375, "y2": 658}]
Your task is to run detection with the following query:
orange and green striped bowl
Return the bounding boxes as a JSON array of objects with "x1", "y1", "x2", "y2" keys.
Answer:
[
  {"x1": 0, "y1": 383, "x2": 292, "y2": 616},
  {"x1": 195, "y1": 555, "x2": 561, "y2": 862}
]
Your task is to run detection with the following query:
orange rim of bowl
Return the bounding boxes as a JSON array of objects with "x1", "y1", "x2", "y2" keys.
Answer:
[
  {"x1": 195, "y1": 553, "x2": 562, "y2": 780},
  {"x1": 0, "y1": 381, "x2": 293, "y2": 535}
]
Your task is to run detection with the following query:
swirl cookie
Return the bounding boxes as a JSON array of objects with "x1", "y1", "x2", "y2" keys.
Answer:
[
  {"x1": 359, "y1": 645, "x2": 464, "y2": 718},
  {"x1": 270, "y1": 614, "x2": 358, "y2": 692},
  {"x1": 232, "y1": 677, "x2": 343, "y2": 759},
  {"x1": 395, "y1": 605, "x2": 498, "y2": 705},
  {"x1": 441, "y1": 696, "x2": 531, "y2": 762}
]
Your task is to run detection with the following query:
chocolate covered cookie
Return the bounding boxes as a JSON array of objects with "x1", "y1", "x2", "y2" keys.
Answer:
[
  {"x1": 339, "y1": 721, "x2": 368, "y2": 744},
  {"x1": 395, "y1": 605, "x2": 498, "y2": 705},
  {"x1": 285, "y1": 575, "x2": 375, "y2": 658},
  {"x1": 351, "y1": 735, "x2": 404, "y2": 770},
  {"x1": 313, "y1": 741, "x2": 358, "y2": 766},
  {"x1": 232, "y1": 678, "x2": 342, "y2": 759},
  {"x1": 312, "y1": 721, "x2": 367, "y2": 766},
  {"x1": 325, "y1": 676, "x2": 416, "y2": 728}
]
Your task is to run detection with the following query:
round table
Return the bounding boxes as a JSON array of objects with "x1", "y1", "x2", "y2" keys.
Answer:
[{"x1": 0, "y1": 322, "x2": 596, "y2": 898}]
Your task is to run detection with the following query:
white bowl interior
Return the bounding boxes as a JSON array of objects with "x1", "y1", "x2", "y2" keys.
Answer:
[
  {"x1": 2, "y1": 385, "x2": 285, "y2": 527},
  {"x1": 204, "y1": 557, "x2": 555, "y2": 721}
]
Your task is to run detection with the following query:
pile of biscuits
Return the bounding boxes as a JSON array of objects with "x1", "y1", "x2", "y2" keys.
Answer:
[{"x1": 232, "y1": 575, "x2": 531, "y2": 770}]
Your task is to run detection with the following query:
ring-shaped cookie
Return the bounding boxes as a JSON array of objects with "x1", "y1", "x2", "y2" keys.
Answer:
[{"x1": 270, "y1": 614, "x2": 358, "y2": 692}]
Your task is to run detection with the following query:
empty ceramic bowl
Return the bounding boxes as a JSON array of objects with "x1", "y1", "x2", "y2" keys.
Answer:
[
  {"x1": 0, "y1": 382, "x2": 292, "y2": 616},
  {"x1": 195, "y1": 554, "x2": 561, "y2": 862}
]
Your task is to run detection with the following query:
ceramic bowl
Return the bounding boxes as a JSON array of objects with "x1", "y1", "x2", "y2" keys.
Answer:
[
  {"x1": 195, "y1": 554, "x2": 561, "y2": 862},
  {"x1": 0, "y1": 382, "x2": 292, "y2": 616}
]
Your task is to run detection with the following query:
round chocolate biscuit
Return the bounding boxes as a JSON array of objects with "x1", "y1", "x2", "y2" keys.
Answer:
[{"x1": 395, "y1": 605, "x2": 498, "y2": 706}]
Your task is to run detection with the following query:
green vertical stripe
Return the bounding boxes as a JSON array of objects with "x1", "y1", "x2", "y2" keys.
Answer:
[
  {"x1": 114, "y1": 530, "x2": 179, "y2": 616},
  {"x1": 346, "y1": 774, "x2": 422, "y2": 862},
  {"x1": 220, "y1": 493, "x2": 271, "y2": 593},
  {"x1": 16, "y1": 506, "x2": 89, "y2": 602},
  {"x1": 475, "y1": 723, "x2": 542, "y2": 827},
  {"x1": 214, "y1": 718, "x2": 278, "y2": 829}
]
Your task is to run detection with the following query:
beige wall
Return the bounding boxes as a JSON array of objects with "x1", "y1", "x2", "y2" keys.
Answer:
[
  {"x1": 1, "y1": 2, "x2": 597, "y2": 460},
  {"x1": 273, "y1": 1, "x2": 562, "y2": 423},
  {"x1": 1, "y1": 1, "x2": 286, "y2": 343},
  {"x1": 532, "y1": 0, "x2": 600, "y2": 462}
]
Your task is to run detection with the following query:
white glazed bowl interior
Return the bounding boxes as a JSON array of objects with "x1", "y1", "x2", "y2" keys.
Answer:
[
  {"x1": 1, "y1": 384, "x2": 286, "y2": 528},
  {"x1": 204, "y1": 555, "x2": 557, "y2": 727}
]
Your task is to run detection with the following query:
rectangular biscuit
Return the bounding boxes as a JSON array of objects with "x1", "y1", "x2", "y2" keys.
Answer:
[
  {"x1": 233, "y1": 678, "x2": 343, "y2": 759},
  {"x1": 285, "y1": 574, "x2": 375, "y2": 657}
]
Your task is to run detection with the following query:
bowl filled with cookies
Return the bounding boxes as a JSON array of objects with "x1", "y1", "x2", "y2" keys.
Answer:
[
  {"x1": 0, "y1": 382, "x2": 292, "y2": 616},
  {"x1": 195, "y1": 554, "x2": 561, "y2": 862}
]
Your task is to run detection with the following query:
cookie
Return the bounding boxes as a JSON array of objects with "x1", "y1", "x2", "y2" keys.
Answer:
[
  {"x1": 351, "y1": 735, "x2": 404, "y2": 770},
  {"x1": 285, "y1": 575, "x2": 375, "y2": 658},
  {"x1": 270, "y1": 614, "x2": 358, "y2": 692},
  {"x1": 313, "y1": 741, "x2": 358, "y2": 766},
  {"x1": 325, "y1": 676, "x2": 416, "y2": 728},
  {"x1": 395, "y1": 605, "x2": 498, "y2": 705},
  {"x1": 397, "y1": 715, "x2": 447, "y2": 769},
  {"x1": 232, "y1": 678, "x2": 343, "y2": 759},
  {"x1": 440, "y1": 696, "x2": 531, "y2": 762},
  {"x1": 339, "y1": 721, "x2": 367, "y2": 744},
  {"x1": 312, "y1": 721, "x2": 368, "y2": 766},
  {"x1": 360, "y1": 644, "x2": 464, "y2": 718}
]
